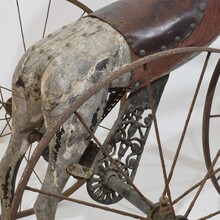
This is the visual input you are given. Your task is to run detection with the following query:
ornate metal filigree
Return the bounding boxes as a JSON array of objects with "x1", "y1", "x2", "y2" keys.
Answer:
[{"x1": 87, "y1": 75, "x2": 169, "y2": 205}]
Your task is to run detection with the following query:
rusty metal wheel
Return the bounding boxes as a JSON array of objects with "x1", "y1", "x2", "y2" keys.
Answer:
[
  {"x1": 203, "y1": 59, "x2": 220, "y2": 194},
  {"x1": 4, "y1": 47, "x2": 220, "y2": 220}
]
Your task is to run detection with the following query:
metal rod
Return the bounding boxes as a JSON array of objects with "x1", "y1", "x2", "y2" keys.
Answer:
[
  {"x1": 25, "y1": 186, "x2": 146, "y2": 219},
  {"x1": 185, "y1": 149, "x2": 220, "y2": 217},
  {"x1": 108, "y1": 175, "x2": 153, "y2": 215},
  {"x1": 164, "y1": 52, "x2": 211, "y2": 196}
]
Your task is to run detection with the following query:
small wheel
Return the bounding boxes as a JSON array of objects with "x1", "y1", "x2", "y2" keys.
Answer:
[{"x1": 202, "y1": 59, "x2": 220, "y2": 194}]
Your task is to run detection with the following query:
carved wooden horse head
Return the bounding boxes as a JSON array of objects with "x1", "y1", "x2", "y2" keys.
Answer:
[{"x1": 0, "y1": 0, "x2": 220, "y2": 219}]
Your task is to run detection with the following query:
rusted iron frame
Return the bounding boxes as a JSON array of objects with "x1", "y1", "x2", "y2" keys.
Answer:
[
  {"x1": 9, "y1": 46, "x2": 220, "y2": 219},
  {"x1": 66, "y1": 0, "x2": 93, "y2": 14},
  {"x1": 163, "y1": 52, "x2": 211, "y2": 196},
  {"x1": 25, "y1": 186, "x2": 147, "y2": 220}
]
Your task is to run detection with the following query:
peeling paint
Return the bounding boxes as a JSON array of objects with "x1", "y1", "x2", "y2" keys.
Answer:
[
  {"x1": 1, "y1": 16, "x2": 132, "y2": 219},
  {"x1": 95, "y1": 58, "x2": 109, "y2": 71}
]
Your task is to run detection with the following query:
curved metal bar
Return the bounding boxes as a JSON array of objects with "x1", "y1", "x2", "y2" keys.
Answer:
[
  {"x1": 66, "y1": 0, "x2": 93, "y2": 14},
  {"x1": 202, "y1": 58, "x2": 220, "y2": 194}
]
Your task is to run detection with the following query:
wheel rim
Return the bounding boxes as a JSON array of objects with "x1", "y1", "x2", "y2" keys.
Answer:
[
  {"x1": 203, "y1": 59, "x2": 220, "y2": 194},
  {"x1": 8, "y1": 48, "x2": 220, "y2": 220}
]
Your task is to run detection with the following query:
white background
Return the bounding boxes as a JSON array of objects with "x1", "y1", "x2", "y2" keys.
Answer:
[{"x1": 0, "y1": 1, "x2": 220, "y2": 219}]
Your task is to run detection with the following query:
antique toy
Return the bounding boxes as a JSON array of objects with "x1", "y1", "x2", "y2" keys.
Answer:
[{"x1": 0, "y1": 0, "x2": 220, "y2": 219}]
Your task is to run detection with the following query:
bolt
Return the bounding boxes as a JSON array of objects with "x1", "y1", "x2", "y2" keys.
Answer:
[
  {"x1": 199, "y1": 3, "x2": 206, "y2": 12},
  {"x1": 175, "y1": 36, "x2": 181, "y2": 42},
  {"x1": 126, "y1": 38, "x2": 133, "y2": 45},
  {"x1": 190, "y1": 23, "x2": 196, "y2": 30},
  {"x1": 161, "y1": 45, "x2": 167, "y2": 51},
  {"x1": 140, "y1": 49, "x2": 146, "y2": 57},
  {"x1": 134, "y1": 81, "x2": 140, "y2": 90}
]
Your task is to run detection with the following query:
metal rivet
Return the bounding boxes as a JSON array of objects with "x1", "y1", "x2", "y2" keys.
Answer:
[
  {"x1": 175, "y1": 36, "x2": 181, "y2": 42},
  {"x1": 140, "y1": 49, "x2": 146, "y2": 57},
  {"x1": 190, "y1": 23, "x2": 196, "y2": 30},
  {"x1": 65, "y1": 43, "x2": 71, "y2": 47},
  {"x1": 134, "y1": 82, "x2": 140, "y2": 89},
  {"x1": 127, "y1": 38, "x2": 133, "y2": 44},
  {"x1": 161, "y1": 45, "x2": 167, "y2": 50},
  {"x1": 199, "y1": 3, "x2": 206, "y2": 12}
]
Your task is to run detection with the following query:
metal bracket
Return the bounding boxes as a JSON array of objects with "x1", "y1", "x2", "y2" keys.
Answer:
[{"x1": 87, "y1": 75, "x2": 169, "y2": 205}]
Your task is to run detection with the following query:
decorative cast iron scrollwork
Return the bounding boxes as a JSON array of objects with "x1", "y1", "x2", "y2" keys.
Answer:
[{"x1": 87, "y1": 75, "x2": 169, "y2": 205}]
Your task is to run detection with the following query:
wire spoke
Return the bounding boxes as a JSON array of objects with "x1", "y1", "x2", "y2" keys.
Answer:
[
  {"x1": 16, "y1": 0, "x2": 26, "y2": 52},
  {"x1": 184, "y1": 149, "x2": 220, "y2": 217},
  {"x1": 173, "y1": 168, "x2": 220, "y2": 204},
  {"x1": 98, "y1": 124, "x2": 111, "y2": 131},
  {"x1": 25, "y1": 186, "x2": 148, "y2": 220},
  {"x1": 210, "y1": 114, "x2": 220, "y2": 118},
  {"x1": 163, "y1": 52, "x2": 211, "y2": 195},
  {"x1": 42, "y1": 0, "x2": 52, "y2": 38},
  {"x1": 197, "y1": 210, "x2": 220, "y2": 220},
  {"x1": 145, "y1": 66, "x2": 175, "y2": 217}
]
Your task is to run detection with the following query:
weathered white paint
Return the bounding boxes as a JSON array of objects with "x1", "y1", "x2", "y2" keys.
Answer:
[{"x1": 0, "y1": 17, "x2": 131, "y2": 219}]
